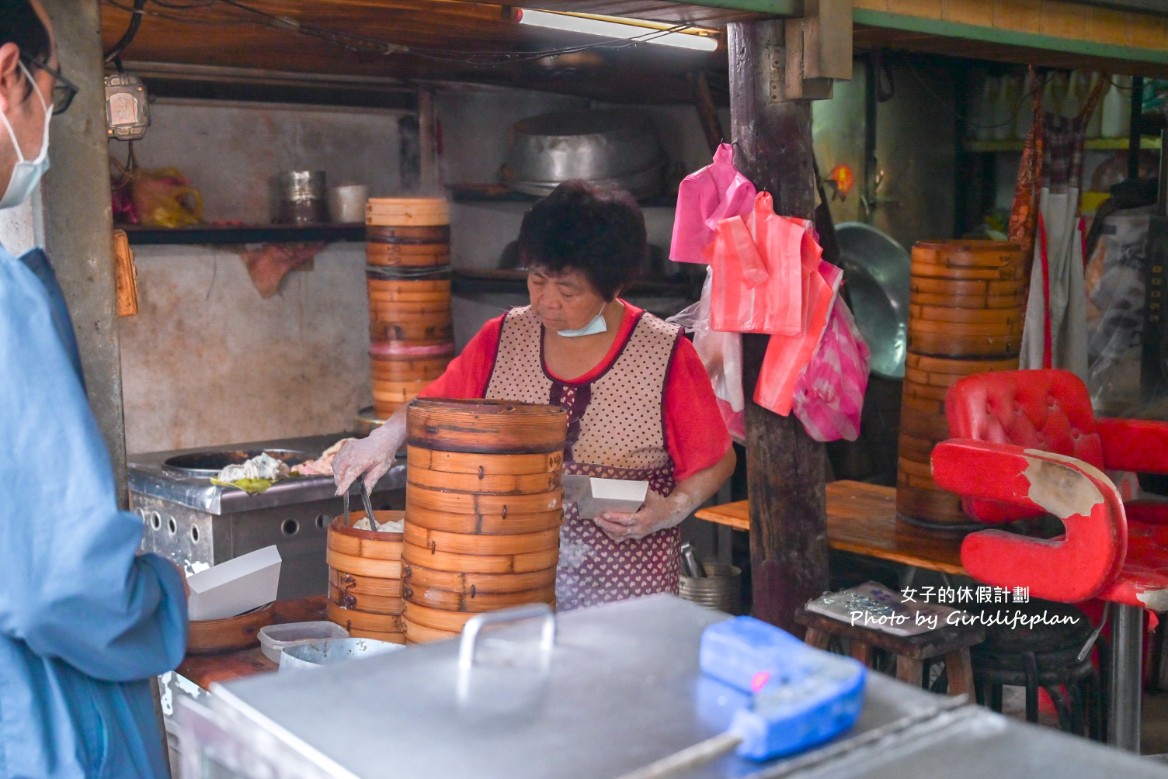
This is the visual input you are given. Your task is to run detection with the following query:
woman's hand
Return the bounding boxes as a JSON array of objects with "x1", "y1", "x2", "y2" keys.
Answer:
[
  {"x1": 332, "y1": 409, "x2": 408, "y2": 495},
  {"x1": 591, "y1": 448, "x2": 737, "y2": 543},
  {"x1": 593, "y1": 491, "x2": 673, "y2": 542}
]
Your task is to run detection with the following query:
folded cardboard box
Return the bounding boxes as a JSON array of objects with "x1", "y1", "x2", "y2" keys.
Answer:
[
  {"x1": 563, "y1": 475, "x2": 649, "y2": 519},
  {"x1": 187, "y1": 545, "x2": 282, "y2": 621}
]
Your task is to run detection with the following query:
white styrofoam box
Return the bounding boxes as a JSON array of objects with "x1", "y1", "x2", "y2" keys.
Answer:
[
  {"x1": 563, "y1": 475, "x2": 649, "y2": 519},
  {"x1": 187, "y1": 545, "x2": 282, "y2": 621}
]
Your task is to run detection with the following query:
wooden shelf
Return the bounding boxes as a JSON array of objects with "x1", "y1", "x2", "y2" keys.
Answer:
[
  {"x1": 120, "y1": 223, "x2": 366, "y2": 246},
  {"x1": 964, "y1": 136, "x2": 1163, "y2": 153},
  {"x1": 452, "y1": 268, "x2": 694, "y2": 297},
  {"x1": 447, "y1": 183, "x2": 677, "y2": 209}
]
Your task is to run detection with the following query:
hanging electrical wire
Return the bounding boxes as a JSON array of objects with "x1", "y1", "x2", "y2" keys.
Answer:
[{"x1": 104, "y1": 0, "x2": 146, "y2": 63}]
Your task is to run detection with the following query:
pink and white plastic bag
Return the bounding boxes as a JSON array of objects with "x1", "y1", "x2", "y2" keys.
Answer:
[{"x1": 791, "y1": 298, "x2": 870, "y2": 442}]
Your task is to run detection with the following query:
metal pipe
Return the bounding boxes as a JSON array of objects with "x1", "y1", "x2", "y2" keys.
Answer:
[{"x1": 1108, "y1": 603, "x2": 1144, "y2": 751}]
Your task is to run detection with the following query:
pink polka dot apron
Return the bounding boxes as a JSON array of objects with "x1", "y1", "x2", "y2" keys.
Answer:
[{"x1": 485, "y1": 305, "x2": 681, "y2": 610}]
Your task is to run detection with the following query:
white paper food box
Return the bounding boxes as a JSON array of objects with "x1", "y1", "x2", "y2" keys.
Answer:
[
  {"x1": 186, "y1": 545, "x2": 282, "y2": 621},
  {"x1": 563, "y1": 475, "x2": 649, "y2": 519}
]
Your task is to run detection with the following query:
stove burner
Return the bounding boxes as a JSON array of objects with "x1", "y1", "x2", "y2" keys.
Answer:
[{"x1": 161, "y1": 449, "x2": 312, "y2": 477}]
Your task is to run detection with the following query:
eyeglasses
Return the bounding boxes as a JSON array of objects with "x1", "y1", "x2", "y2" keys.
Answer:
[{"x1": 20, "y1": 55, "x2": 78, "y2": 115}]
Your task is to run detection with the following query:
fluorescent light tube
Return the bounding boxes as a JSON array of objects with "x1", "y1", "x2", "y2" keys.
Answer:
[{"x1": 517, "y1": 9, "x2": 719, "y2": 52}]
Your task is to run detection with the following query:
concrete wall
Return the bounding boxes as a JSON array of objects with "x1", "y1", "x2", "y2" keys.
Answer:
[{"x1": 118, "y1": 88, "x2": 719, "y2": 455}]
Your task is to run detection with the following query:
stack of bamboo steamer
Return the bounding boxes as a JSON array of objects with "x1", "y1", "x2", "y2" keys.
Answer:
[
  {"x1": 897, "y1": 240, "x2": 1024, "y2": 529},
  {"x1": 366, "y1": 197, "x2": 454, "y2": 420},
  {"x1": 326, "y1": 510, "x2": 406, "y2": 643},
  {"x1": 402, "y1": 399, "x2": 567, "y2": 644}
]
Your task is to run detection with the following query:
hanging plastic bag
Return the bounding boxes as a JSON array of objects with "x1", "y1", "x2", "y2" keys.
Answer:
[
  {"x1": 754, "y1": 259, "x2": 843, "y2": 417},
  {"x1": 707, "y1": 192, "x2": 807, "y2": 335},
  {"x1": 792, "y1": 298, "x2": 870, "y2": 442},
  {"x1": 667, "y1": 267, "x2": 745, "y2": 444},
  {"x1": 670, "y1": 142, "x2": 757, "y2": 264}
]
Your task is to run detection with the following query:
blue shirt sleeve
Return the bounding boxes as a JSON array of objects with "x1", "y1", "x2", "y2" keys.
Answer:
[{"x1": 0, "y1": 253, "x2": 187, "y2": 681}]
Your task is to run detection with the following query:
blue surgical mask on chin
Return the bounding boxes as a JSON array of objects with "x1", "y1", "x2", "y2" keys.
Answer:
[
  {"x1": 0, "y1": 62, "x2": 51, "y2": 210},
  {"x1": 556, "y1": 304, "x2": 608, "y2": 338}
]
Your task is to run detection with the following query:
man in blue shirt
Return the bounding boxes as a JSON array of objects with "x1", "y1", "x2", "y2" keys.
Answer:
[{"x1": 0, "y1": 3, "x2": 188, "y2": 776}]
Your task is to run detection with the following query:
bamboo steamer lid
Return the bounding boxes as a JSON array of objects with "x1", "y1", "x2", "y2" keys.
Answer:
[
  {"x1": 905, "y1": 353, "x2": 1018, "y2": 378},
  {"x1": 329, "y1": 568, "x2": 403, "y2": 599},
  {"x1": 406, "y1": 446, "x2": 563, "y2": 475},
  {"x1": 326, "y1": 548, "x2": 402, "y2": 579},
  {"x1": 403, "y1": 524, "x2": 560, "y2": 556},
  {"x1": 407, "y1": 398, "x2": 568, "y2": 454},
  {"x1": 367, "y1": 298, "x2": 452, "y2": 317},
  {"x1": 366, "y1": 197, "x2": 450, "y2": 227},
  {"x1": 329, "y1": 582, "x2": 403, "y2": 616},
  {"x1": 907, "y1": 331, "x2": 1022, "y2": 357},
  {"x1": 402, "y1": 561, "x2": 558, "y2": 594},
  {"x1": 406, "y1": 484, "x2": 562, "y2": 515},
  {"x1": 367, "y1": 288, "x2": 451, "y2": 304},
  {"x1": 404, "y1": 581, "x2": 557, "y2": 613},
  {"x1": 403, "y1": 506, "x2": 564, "y2": 535},
  {"x1": 407, "y1": 464, "x2": 561, "y2": 495},
  {"x1": 401, "y1": 541, "x2": 560, "y2": 575},
  {"x1": 369, "y1": 340, "x2": 454, "y2": 359},
  {"x1": 909, "y1": 276, "x2": 1027, "y2": 299},
  {"x1": 911, "y1": 240, "x2": 1024, "y2": 269},
  {"x1": 366, "y1": 224, "x2": 450, "y2": 244},
  {"x1": 910, "y1": 292, "x2": 1024, "y2": 309}
]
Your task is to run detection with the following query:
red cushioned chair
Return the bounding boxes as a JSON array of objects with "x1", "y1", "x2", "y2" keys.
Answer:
[{"x1": 930, "y1": 368, "x2": 1168, "y2": 751}]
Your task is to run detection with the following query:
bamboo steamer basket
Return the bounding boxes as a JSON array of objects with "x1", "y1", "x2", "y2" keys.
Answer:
[
  {"x1": 187, "y1": 602, "x2": 275, "y2": 655},
  {"x1": 407, "y1": 398, "x2": 568, "y2": 454},
  {"x1": 897, "y1": 239, "x2": 1024, "y2": 530},
  {"x1": 329, "y1": 583, "x2": 403, "y2": 614},
  {"x1": 368, "y1": 315, "x2": 453, "y2": 345},
  {"x1": 404, "y1": 581, "x2": 557, "y2": 612},
  {"x1": 403, "y1": 620, "x2": 460, "y2": 645},
  {"x1": 366, "y1": 197, "x2": 450, "y2": 227},
  {"x1": 402, "y1": 562, "x2": 558, "y2": 595},
  {"x1": 326, "y1": 512, "x2": 406, "y2": 642},
  {"x1": 366, "y1": 224, "x2": 449, "y2": 244},
  {"x1": 370, "y1": 355, "x2": 450, "y2": 382},
  {"x1": 404, "y1": 524, "x2": 560, "y2": 556},
  {"x1": 402, "y1": 542, "x2": 560, "y2": 575},
  {"x1": 402, "y1": 399, "x2": 566, "y2": 643},
  {"x1": 406, "y1": 485, "x2": 562, "y2": 515},
  {"x1": 365, "y1": 243, "x2": 450, "y2": 268},
  {"x1": 404, "y1": 506, "x2": 563, "y2": 535},
  {"x1": 407, "y1": 464, "x2": 561, "y2": 495},
  {"x1": 406, "y1": 446, "x2": 563, "y2": 475}
]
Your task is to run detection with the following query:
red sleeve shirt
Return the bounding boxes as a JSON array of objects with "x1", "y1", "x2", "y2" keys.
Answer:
[{"x1": 421, "y1": 302, "x2": 730, "y2": 482}]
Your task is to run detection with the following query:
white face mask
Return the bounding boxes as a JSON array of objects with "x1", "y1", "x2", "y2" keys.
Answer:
[
  {"x1": 0, "y1": 62, "x2": 51, "y2": 210},
  {"x1": 556, "y1": 303, "x2": 608, "y2": 338}
]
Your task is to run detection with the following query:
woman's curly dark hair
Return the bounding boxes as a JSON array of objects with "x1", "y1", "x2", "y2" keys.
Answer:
[
  {"x1": 0, "y1": 1, "x2": 51, "y2": 103},
  {"x1": 517, "y1": 180, "x2": 647, "y2": 301}
]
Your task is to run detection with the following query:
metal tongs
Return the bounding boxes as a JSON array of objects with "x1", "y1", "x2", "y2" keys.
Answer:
[{"x1": 343, "y1": 481, "x2": 379, "y2": 531}]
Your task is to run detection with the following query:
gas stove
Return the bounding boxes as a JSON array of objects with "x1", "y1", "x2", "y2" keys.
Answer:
[{"x1": 128, "y1": 433, "x2": 406, "y2": 600}]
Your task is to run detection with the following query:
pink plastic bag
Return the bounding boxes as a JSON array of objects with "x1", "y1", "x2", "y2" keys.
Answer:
[
  {"x1": 670, "y1": 143, "x2": 757, "y2": 265},
  {"x1": 707, "y1": 192, "x2": 809, "y2": 335},
  {"x1": 792, "y1": 298, "x2": 870, "y2": 442}
]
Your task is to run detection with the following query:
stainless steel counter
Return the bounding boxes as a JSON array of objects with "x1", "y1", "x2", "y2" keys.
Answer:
[
  {"x1": 129, "y1": 434, "x2": 406, "y2": 598},
  {"x1": 175, "y1": 595, "x2": 1168, "y2": 779},
  {"x1": 127, "y1": 433, "x2": 405, "y2": 515}
]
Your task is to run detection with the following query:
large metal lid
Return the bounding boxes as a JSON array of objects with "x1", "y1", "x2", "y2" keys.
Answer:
[
  {"x1": 836, "y1": 222, "x2": 910, "y2": 379},
  {"x1": 162, "y1": 449, "x2": 311, "y2": 478}
]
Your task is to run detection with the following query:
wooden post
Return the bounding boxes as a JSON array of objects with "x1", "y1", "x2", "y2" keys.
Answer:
[{"x1": 727, "y1": 19, "x2": 828, "y2": 634}]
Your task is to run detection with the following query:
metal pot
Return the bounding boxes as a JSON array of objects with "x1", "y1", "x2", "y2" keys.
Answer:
[
  {"x1": 836, "y1": 222, "x2": 910, "y2": 379},
  {"x1": 501, "y1": 109, "x2": 666, "y2": 198}
]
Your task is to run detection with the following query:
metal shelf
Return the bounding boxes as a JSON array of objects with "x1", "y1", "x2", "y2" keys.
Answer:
[
  {"x1": 120, "y1": 223, "x2": 366, "y2": 246},
  {"x1": 964, "y1": 136, "x2": 1163, "y2": 153}
]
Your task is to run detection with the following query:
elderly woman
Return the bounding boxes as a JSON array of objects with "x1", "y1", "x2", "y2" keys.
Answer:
[{"x1": 334, "y1": 180, "x2": 734, "y2": 610}]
